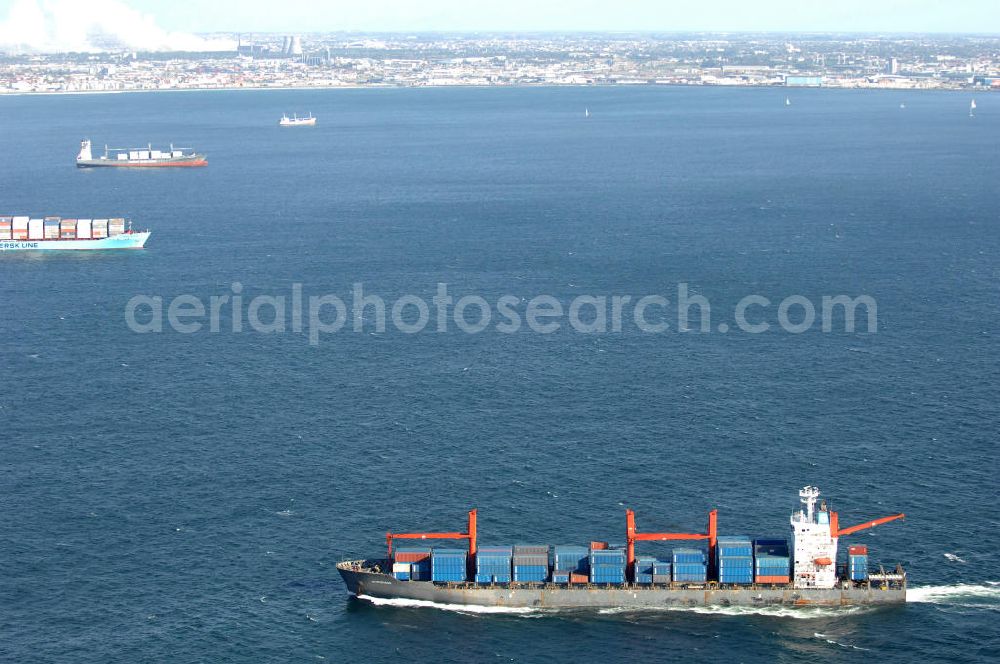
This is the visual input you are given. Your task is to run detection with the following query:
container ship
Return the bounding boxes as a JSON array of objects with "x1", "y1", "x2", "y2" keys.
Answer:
[
  {"x1": 0, "y1": 216, "x2": 149, "y2": 251},
  {"x1": 338, "y1": 487, "x2": 907, "y2": 609},
  {"x1": 76, "y1": 140, "x2": 207, "y2": 168}
]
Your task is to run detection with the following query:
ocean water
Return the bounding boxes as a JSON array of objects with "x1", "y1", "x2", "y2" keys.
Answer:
[{"x1": 1, "y1": 86, "x2": 998, "y2": 662}]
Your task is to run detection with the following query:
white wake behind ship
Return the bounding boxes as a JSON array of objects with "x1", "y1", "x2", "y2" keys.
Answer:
[{"x1": 279, "y1": 113, "x2": 316, "y2": 126}]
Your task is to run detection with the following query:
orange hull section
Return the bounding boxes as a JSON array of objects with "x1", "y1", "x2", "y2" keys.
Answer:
[{"x1": 112, "y1": 160, "x2": 207, "y2": 167}]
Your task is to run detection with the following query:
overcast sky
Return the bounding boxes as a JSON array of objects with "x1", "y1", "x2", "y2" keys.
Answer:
[{"x1": 0, "y1": 0, "x2": 998, "y2": 40}]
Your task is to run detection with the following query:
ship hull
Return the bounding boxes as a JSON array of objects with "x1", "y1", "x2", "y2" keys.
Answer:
[
  {"x1": 0, "y1": 232, "x2": 150, "y2": 251},
  {"x1": 76, "y1": 156, "x2": 207, "y2": 168},
  {"x1": 337, "y1": 562, "x2": 905, "y2": 608}
]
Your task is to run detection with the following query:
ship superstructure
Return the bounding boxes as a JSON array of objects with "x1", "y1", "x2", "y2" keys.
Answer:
[
  {"x1": 76, "y1": 139, "x2": 207, "y2": 168},
  {"x1": 337, "y1": 486, "x2": 907, "y2": 609}
]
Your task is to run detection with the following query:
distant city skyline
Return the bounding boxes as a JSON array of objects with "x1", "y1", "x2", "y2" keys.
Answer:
[
  {"x1": 100, "y1": 0, "x2": 1000, "y2": 33},
  {"x1": 0, "y1": 0, "x2": 999, "y2": 48}
]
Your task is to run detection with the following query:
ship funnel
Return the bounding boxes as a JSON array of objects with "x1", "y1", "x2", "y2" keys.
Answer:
[{"x1": 77, "y1": 139, "x2": 92, "y2": 162}]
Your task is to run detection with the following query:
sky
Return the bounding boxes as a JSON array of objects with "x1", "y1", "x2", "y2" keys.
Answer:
[{"x1": 0, "y1": 0, "x2": 998, "y2": 53}]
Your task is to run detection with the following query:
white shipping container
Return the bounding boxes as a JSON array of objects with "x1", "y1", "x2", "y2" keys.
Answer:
[
  {"x1": 171, "y1": 150, "x2": 183, "y2": 158},
  {"x1": 13, "y1": 216, "x2": 29, "y2": 230},
  {"x1": 150, "y1": 150, "x2": 162, "y2": 159},
  {"x1": 117, "y1": 153, "x2": 128, "y2": 160},
  {"x1": 392, "y1": 563, "x2": 411, "y2": 573},
  {"x1": 138, "y1": 150, "x2": 150, "y2": 160},
  {"x1": 28, "y1": 219, "x2": 43, "y2": 239},
  {"x1": 76, "y1": 219, "x2": 93, "y2": 239},
  {"x1": 129, "y1": 151, "x2": 140, "y2": 160},
  {"x1": 0, "y1": 225, "x2": 10, "y2": 240},
  {"x1": 92, "y1": 219, "x2": 109, "y2": 238}
]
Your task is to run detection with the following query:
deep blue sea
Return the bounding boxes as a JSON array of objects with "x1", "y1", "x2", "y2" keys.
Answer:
[{"x1": 2, "y1": 86, "x2": 999, "y2": 663}]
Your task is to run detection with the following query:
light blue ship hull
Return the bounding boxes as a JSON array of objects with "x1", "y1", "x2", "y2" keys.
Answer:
[{"x1": 0, "y1": 231, "x2": 150, "y2": 251}]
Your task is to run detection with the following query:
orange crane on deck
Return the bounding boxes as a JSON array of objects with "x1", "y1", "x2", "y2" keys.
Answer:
[
  {"x1": 832, "y1": 511, "x2": 905, "y2": 537},
  {"x1": 385, "y1": 508, "x2": 477, "y2": 559},
  {"x1": 626, "y1": 509, "x2": 718, "y2": 576}
]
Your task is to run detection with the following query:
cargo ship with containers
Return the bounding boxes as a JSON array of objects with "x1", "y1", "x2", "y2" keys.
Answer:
[
  {"x1": 338, "y1": 487, "x2": 907, "y2": 608},
  {"x1": 0, "y1": 216, "x2": 149, "y2": 251},
  {"x1": 76, "y1": 139, "x2": 207, "y2": 168}
]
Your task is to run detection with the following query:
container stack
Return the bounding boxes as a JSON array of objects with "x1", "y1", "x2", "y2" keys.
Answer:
[
  {"x1": 0, "y1": 217, "x2": 11, "y2": 240},
  {"x1": 652, "y1": 559, "x2": 672, "y2": 584},
  {"x1": 715, "y1": 536, "x2": 754, "y2": 584},
  {"x1": 43, "y1": 218, "x2": 60, "y2": 239},
  {"x1": 14, "y1": 217, "x2": 30, "y2": 239},
  {"x1": 848, "y1": 545, "x2": 868, "y2": 581},
  {"x1": 92, "y1": 220, "x2": 109, "y2": 239},
  {"x1": 551, "y1": 570, "x2": 570, "y2": 584},
  {"x1": 512, "y1": 545, "x2": 549, "y2": 582},
  {"x1": 76, "y1": 220, "x2": 92, "y2": 240},
  {"x1": 109, "y1": 218, "x2": 126, "y2": 236},
  {"x1": 633, "y1": 556, "x2": 655, "y2": 584},
  {"x1": 475, "y1": 545, "x2": 513, "y2": 584},
  {"x1": 60, "y1": 219, "x2": 77, "y2": 239},
  {"x1": 589, "y1": 547, "x2": 626, "y2": 584},
  {"x1": 431, "y1": 548, "x2": 468, "y2": 583},
  {"x1": 392, "y1": 562, "x2": 411, "y2": 580},
  {"x1": 754, "y1": 538, "x2": 791, "y2": 584},
  {"x1": 394, "y1": 547, "x2": 432, "y2": 581},
  {"x1": 672, "y1": 548, "x2": 707, "y2": 583}
]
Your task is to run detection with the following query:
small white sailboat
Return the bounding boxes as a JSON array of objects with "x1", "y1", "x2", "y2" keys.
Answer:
[
  {"x1": 584, "y1": 108, "x2": 590, "y2": 118},
  {"x1": 969, "y1": 99, "x2": 976, "y2": 117},
  {"x1": 279, "y1": 112, "x2": 316, "y2": 126},
  {"x1": 785, "y1": 97, "x2": 791, "y2": 106}
]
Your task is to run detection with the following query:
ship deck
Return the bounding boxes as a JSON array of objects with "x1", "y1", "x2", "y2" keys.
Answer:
[{"x1": 337, "y1": 560, "x2": 906, "y2": 608}]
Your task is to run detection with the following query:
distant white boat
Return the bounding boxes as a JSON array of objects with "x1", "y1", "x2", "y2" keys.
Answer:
[
  {"x1": 899, "y1": 102, "x2": 906, "y2": 109},
  {"x1": 970, "y1": 99, "x2": 976, "y2": 117},
  {"x1": 785, "y1": 97, "x2": 791, "y2": 106},
  {"x1": 279, "y1": 112, "x2": 316, "y2": 126},
  {"x1": 585, "y1": 107, "x2": 590, "y2": 118}
]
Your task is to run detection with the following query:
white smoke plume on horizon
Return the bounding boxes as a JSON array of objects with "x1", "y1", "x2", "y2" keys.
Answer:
[{"x1": 0, "y1": 0, "x2": 236, "y2": 53}]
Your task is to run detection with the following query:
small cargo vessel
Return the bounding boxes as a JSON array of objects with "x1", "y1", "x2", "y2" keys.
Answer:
[
  {"x1": 76, "y1": 139, "x2": 207, "y2": 168},
  {"x1": 0, "y1": 216, "x2": 149, "y2": 251},
  {"x1": 338, "y1": 487, "x2": 907, "y2": 609},
  {"x1": 279, "y1": 113, "x2": 316, "y2": 126}
]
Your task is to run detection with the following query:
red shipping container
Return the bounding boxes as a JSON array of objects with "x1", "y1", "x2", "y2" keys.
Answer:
[
  {"x1": 590, "y1": 541, "x2": 608, "y2": 550},
  {"x1": 394, "y1": 551, "x2": 431, "y2": 563},
  {"x1": 569, "y1": 573, "x2": 589, "y2": 584},
  {"x1": 848, "y1": 545, "x2": 868, "y2": 555},
  {"x1": 755, "y1": 575, "x2": 790, "y2": 584}
]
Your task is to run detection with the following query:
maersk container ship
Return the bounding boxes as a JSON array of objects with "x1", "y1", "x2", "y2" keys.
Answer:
[
  {"x1": 338, "y1": 487, "x2": 907, "y2": 609},
  {"x1": 0, "y1": 216, "x2": 149, "y2": 251},
  {"x1": 76, "y1": 139, "x2": 207, "y2": 168}
]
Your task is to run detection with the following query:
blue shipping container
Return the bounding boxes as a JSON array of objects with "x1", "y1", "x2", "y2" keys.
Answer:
[
  {"x1": 553, "y1": 546, "x2": 590, "y2": 572},
  {"x1": 672, "y1": 548, "x2": 706, "y2": 564},
  {"x1": 849, "y1": 554, "x2": 868, "y2": 581},
  {"x1": 716, "y1": 536, "x2": 753, "y2": 557},
  {"x1": 513, "y1": 565, "x2": 548, "y2": 582},
  {"x1": 551, "y1": 570, "x2": 571, "y2": 583},
  {"x1": 754, "y1": 539, "x2": 790, "y2": 557},
  {"x1": 431, "y1": 548, "x2": 467, "y2": 582}
]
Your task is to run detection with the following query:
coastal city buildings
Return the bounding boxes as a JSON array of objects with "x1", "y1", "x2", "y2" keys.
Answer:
[{"x1": 1, "y1": 33, "x2": 998, "y2": 93}]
